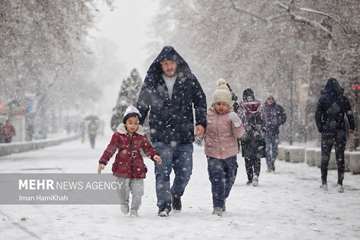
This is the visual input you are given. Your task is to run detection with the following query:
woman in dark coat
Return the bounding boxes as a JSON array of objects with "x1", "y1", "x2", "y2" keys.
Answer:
[{"x1": 238, "y1": 88, "x2": 265, "y2": 186}]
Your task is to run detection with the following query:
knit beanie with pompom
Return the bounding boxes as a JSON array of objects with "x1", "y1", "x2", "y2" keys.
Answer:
[{"x1": 212, "y1": 79, "x2": 232, "y2": 106}]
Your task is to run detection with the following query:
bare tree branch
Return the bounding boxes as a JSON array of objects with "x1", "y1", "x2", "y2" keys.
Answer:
[
  {"x1": 291, "y1": 14, "x2": 332, "y2": 37},
  {"x1": 229, "y1": 0, "x2": 268, "y2": 24},
  {"x1": 274, "y1": 1, "x2": 333, "y2": 38},
  {"x1": 275, "y1": 0, "x2": 352, "y2": 35}
]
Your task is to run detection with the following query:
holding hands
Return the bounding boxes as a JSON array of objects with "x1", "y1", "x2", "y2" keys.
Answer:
[{"x1": 153, "y1": 155, "x2": 162, "y2": 165}]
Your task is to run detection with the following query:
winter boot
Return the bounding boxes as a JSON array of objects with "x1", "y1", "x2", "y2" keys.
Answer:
[
  {"x1": 223, "y1": 200, "x2": 226, "y2": 212},
  {"x1": 120, "y1": 204, "x2": 129, "y2": 215},
  {"x1": 337, "y1": 184, "x2": 344, "y2": 193},
  {"x1": 253, "y1": 176, "x2": 259, "y2": 187},
  {"x1": 212, "y1": 207, "x2": 223, "y2": 217},
  {"x1": 246, "y1": 180, "x2": 253, "y2": 186},
  {"x1": 172, "y1": 194, "x2": 182, "y2": 211},
  {"x1": 320, "y1": 184, "x2": 328, "y2": 192},
  {"x1": 158, "y1": 208, "x2": 171, "y2": 217},
  {"x1": 130, "y1": 209, "x2": 139, "y2": 217},
  {"x1": 272, "y1": 162, "x2": 276, "y2": 172}
]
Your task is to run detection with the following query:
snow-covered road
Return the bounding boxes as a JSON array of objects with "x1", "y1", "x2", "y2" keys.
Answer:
[{"x1": 0, "y1": 136, "x2": 359, "y2": 240}]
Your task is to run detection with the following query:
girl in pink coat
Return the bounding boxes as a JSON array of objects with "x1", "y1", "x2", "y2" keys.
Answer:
[{"x1": 204, "y1": 79, "x2": 245, "y2": 216}]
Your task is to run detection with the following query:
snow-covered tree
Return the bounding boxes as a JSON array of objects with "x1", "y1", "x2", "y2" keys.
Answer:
[
  {"x1": 111, "y1": 68, "x2": 142, "y2": 131},
  {"x1": 150, "y1": 0, "x2": 360, "y2": 144},
  {"x1": 0, "y1": 0, "x2": 114, "y2": 137}
]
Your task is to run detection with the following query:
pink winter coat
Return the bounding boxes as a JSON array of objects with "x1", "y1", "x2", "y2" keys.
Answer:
[{"x1": 205, "y1": 108, "x2": 245, "y2": 160}]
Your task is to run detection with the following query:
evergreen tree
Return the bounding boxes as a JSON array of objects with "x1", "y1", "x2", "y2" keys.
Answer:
[{"x1": 111, "y1": 69, "x2": 142, "y2": 131}]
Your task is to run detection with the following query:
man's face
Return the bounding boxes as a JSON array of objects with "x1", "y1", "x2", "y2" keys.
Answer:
[
  {"x1": 160, "y1": 59, "x2": 177, "y2": 77},
  {"x1": 266, "y1": 97, "x2": 274, "y2": 105}
]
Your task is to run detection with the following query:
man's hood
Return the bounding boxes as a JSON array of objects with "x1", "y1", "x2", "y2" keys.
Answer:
[
  {"x1": 265, "y1": 96, "x2": 276, "y2": 106},
  {"x1": 146, "y1": 46, "x2": 193, "y2": 79},
  {"x1": 322, "y1": 78, "x2": 344, "y2": 96}
]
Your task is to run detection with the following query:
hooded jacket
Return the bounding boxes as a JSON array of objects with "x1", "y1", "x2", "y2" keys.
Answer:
[
  {"x1": 315, "y1": 78, "x2": 355, "y2": 134},
  {"x1": 99, "y1": 124, "x2": 158, "y2": 179},
  {"x1": 262, "y1": 97, "x2": 287, "y2": 135},
  {"x1": 137, "y1": 46, "x2": 207, "y2": 144},
  {"x1": 238, "y1": 88, "x2": 266, "y2": 158}
]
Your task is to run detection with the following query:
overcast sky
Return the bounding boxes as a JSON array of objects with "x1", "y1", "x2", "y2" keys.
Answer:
[
  {"x1": 90, "y1": 0, "x2": 160, "y2": 122},
  {"x1": 94, "y1": 0, "x2": 160, "y2": 75}
]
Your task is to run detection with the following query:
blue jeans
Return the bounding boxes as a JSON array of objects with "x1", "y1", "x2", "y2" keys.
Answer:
[
  {"x1": 265, "y1": 134, "x2": 279, "y2": 170},
  {"x1": 207, "y1": 156, "x2": 238, "y2": 208},
  {"x1": 153, "y1": 142, "x2": 193, "y2": 210}
]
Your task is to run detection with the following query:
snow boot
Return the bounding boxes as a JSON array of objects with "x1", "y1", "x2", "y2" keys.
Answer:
[
  {"x1": 158, "y1": 208, "x2": 171, "y2": 217},
  {"x1": 120, "y1": 204, "x2": 129, "y2": 215},
  {"x1": 212, "y1": 207, "x2": 223, "y2": 217},
  {"x1": 253, "y1": 176, "x2": 259, "y2": 187},
  {"x1": 246, "y1": 180, "x2": 253, "y2": 186},
  {"x1": 320, "y1": 184, "x2": 328, "y2": 192},
  {"x1": 337, "y1": 184, "x2": 344, "y2": 193},
  {"x1": 130, "y1": 210, "x2": 139, "y2": 217},
  {"x1": 172, "y1": 195, "x2": 182, "y2": 211}
]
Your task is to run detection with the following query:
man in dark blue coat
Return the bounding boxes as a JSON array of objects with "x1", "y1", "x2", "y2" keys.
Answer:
[
  {"x1": 262, "y1": 96, "x2": 286, "y2": 172},
  {"x1": 137, "y1": 46, "x2": 207, "y2": 216},
  {"x1": 315, "y1": 78, "x2": 355, "y2": 193}
]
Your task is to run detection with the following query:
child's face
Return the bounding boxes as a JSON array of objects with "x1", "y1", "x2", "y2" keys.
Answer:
[
  {"x1": 125, "y1": 116, "x2": 139, "y2": 133},
  {"x1": 214, "y1": 102, "x2": 230, "y2": 114}
]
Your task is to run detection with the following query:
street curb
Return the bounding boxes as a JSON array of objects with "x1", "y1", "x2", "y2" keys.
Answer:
[{"x1": 0, "y1": 135, "x2": 80, "y2": 157}]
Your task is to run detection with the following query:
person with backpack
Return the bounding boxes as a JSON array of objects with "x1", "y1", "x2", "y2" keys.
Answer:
[{"x1": 315, "y1": 78, "x2": 355, "y2": 193}]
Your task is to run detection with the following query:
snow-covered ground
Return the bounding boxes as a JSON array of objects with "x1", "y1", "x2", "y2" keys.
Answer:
[{"x1": 0, "y1": 136, "x2": 359, "y2": 240}]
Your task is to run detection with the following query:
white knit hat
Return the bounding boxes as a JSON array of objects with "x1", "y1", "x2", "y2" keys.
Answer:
[
  {"x1": 212, "y1": 79, "x2": 232, "y2": 106},
  {"x1": 123, "y1": 105, "x2": 142, "y2": 123}
]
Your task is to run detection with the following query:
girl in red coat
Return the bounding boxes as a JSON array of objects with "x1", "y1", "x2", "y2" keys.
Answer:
[{"x1": 98, "y1": 106, "x2": 162, "y2": 216}]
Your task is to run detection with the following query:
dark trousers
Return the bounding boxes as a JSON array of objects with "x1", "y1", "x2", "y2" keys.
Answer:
[
  {"x1": 321, "y1": 130, "x2": 346, "y2": 185},
  {"x1": 153, "y1": 142, "x2": 193, "y2": 211},
  {"x1": 207, "y1": 156, "x2": 238, "y2": 208},
  {"x1": 89, "y1": 135, "x2": 96, "y2": 149},
  {"x1": 265, "y1": 134, "x2": 279, "y2": 170},
  {"x1": 245, "y1": 157, "x2": 261, "y2": 181}
]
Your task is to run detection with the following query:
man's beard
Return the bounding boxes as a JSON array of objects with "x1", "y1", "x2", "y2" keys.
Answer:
[{"x1": 163, "y1": 71, "x2": 177, "y2": 78}]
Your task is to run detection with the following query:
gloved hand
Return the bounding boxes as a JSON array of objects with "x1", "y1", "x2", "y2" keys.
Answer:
[{"x1": 229, "y1": 112, "x2": 242, "y2": 128}]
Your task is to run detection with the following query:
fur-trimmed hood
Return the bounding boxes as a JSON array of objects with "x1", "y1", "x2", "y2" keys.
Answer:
[{"x1": 117, "y1": 124, "x2": 145, "y2": 136}]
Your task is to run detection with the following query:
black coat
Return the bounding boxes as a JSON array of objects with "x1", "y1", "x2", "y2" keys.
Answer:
[
  {"x1": 315, "y1": 78, "x2": 355, "y2": 135},
  {"x1": 137, "y1": 46, "x2": 207, "y2": 144},
  {"x1": 262, "y1": 102, "x2": 286, "y2": 136},
  {"x1": 238, "y1": 89, "x2": 266, "y2": 159}
]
